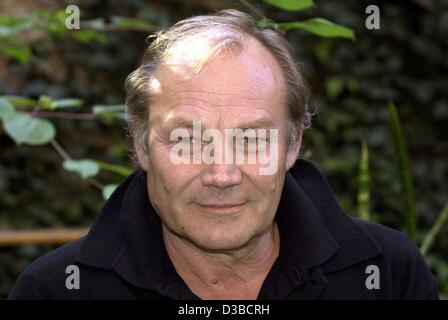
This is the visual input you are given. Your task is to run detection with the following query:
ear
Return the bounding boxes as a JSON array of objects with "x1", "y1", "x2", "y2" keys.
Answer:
[
  {"x1": 134, "y1": 140, "x2": 149, "y2": 171},
  {"x1": 285, "y1": 125, "x2": 303, "y2": 171}
]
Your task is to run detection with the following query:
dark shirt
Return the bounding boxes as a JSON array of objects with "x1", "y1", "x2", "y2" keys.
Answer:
[{"x1": 8, "y1": 159, "x2": 439, "y2": 299}]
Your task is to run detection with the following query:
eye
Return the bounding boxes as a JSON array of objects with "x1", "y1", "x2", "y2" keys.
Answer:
[
  {"x1": 244, "y1": 137, "x2": 257, "y2": 144},
  {"x1": 178, "y1": 136, "x2": 202, "y2": 145},
  {"x1": 243, "y1": 137, "x2": 267, "y2": 144},
  {"x1": 178, "y1": 136, "x2": 190, "y2": 143}
]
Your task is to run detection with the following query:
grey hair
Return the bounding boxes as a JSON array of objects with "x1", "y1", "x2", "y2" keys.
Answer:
[{"x1": 125, "y1": 9, "x2": 311, "y2": 159}]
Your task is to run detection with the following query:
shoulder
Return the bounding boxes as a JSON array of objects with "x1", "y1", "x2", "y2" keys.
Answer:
[
  {"x1": 352, "y1": 218, "x2": 418, "y2": 255},
  {"x1": 20, "y1": 237, "x2": 84, "y2": 277},
  {"x1": 8, "y1": 238, "x2": 85, "y2": 299},
  {"x1": 350, "y1": 218, "x2": 439, "y2": 299}
]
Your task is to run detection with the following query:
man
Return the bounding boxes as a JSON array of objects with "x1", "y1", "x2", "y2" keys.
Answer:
[{"x1": 9, "y1": 9, "x2": 438, "y2": 300}]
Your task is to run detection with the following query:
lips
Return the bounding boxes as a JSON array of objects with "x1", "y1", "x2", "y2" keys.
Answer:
[{"x1": 194, "y1": 202, "x2": 247, "y2": 214}]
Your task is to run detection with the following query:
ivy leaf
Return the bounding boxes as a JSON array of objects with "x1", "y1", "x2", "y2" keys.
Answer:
[
  {"x1": 92, "y1": 104, "x2": 125, "y2": 119},
  {"x1": 81, "y1": 18, "x2": 106, "y2": 31},
  {"x1": 72, "y1": 30, "x2": 107, "y2": 44},
  {"x1": 53, "y1": 98, "x2": 83, "y2": 109},
  {"x1": 263, "y1": 0, "x2": 314, "y2": 11},
  {"x1": 94, "y1": 160, "x2": 133, "y2": 177},
  {"x1": 36, "y1": 96, "x2": 84, "y2": 109},
  {"x1": 1, "y1": 107, "x2": 55, "y2": 145},
  {"x1": 63, "y1": 159, "x2": 100, "y2": 179},
  {"x1": 0, "y1": 98, "x2": 15, "y2": 120},
  {"x1": 102, "y1": 184, "x2": 118, "y2": 200},
  {"x1": 0, "y1": 15, "x2": 33, "y2": 37},
  {"x1": 37, "y1": 95, "x2": 56, "y2": 110},
  {"x1": 0, "y1": 95, "x2": 37, "y2": 108},
  {"x1": 1, "y1": 45, "x2": 32, "y2": 64},
  {"x1": 45, "y1": 11, "x2": 69, "y2": 38},
  {"x1": 278, "y1": 18, "x2": 355, "y2": 40}
]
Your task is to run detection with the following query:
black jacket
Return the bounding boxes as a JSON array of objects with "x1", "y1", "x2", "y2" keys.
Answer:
[{"x1": 8, "y1": 159, "x2": 439, "y2": 300}]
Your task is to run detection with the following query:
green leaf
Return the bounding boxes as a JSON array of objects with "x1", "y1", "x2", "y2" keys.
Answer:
[
  {"x1": 102, "y1": 184, "x2": 118, "y2": 200},
  {"x1": 0, "y1": 15, "x2": 33, "y2": 37},
  {"x1": 72, "y1": 30, "x2": 107, "y2": 44},
  {"x1": 278, "y1": 18, "x2": 355, "y2": 40},
  {"x1": 325, "y1": 76, "x2": 360, "y2": 100},
  {"x1": 325, "y1": 76, "x2": 345, "y2": 100},
  {"x1": 52, "y1": 10, "x2": 70, "y2": 25},
  {"x1": 110, "y1": 16, "x2": 152, "y2": 31},
  {"x1": 94, "y1": 160, "x2": 133, "y2": 177},
  {"x1": 2, "y1": 111, "x2": 55, "y2": 145},
  {"x1": 0, "y1": 95, "x2": 37, "y2": 108},
  {"x1": 63, "y1": 159, "x2": 100, "y2": 179},
  {"x1": 81, "y1": 18, "x2": 106, "y2": 31},
  {"x1": 35, "y1": 96, "x2": 83, "y2": 110},
  {"x1": 314, "y1": 40, "x2": 334, "y2": 62},
  {"x1": 37, "y1": 95, "x2": 56, "y2": 110},
  {"x1": 0, "y1": 98, "x2": 16, "y2": 120},
  {"x1": 53, "y1": 98, "x2": 84, "y2": 109},
  {"x1": 421, "y1": 201, "x2": 448, "y2": 256},
  {"x1": 357, "y1": 141, "x2": 370, "y2": 221},
  {"x1": 45, "y1": 11, "x2": 69, "y2": 38},
  {"x1": 388, "y1": 101, "x2": 417, "y2": 241},
  {"x1": 263, "y1": 0, "x2": 314, "y2": 11},
  {"x1": 92, "y1": 104, "x2": 126, "y2": 119},
  {"x1": 1, "y1": 45, "x2": 32, "y2": 64}
]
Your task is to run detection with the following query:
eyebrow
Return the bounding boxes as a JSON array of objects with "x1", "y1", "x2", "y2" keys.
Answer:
[
  {"x1": 161, "y1": 116, "x2": 275, "y2": 131},
  {"x1": 162, "y1": 117, "x2": 195, "y2": 131},
  {"x1": 238, "y1": 118, "x2": 275, "y2": 130}
]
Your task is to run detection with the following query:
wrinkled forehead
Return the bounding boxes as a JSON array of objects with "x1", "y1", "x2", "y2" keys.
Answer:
[{"x1": 149, "y1": 35, "x2": 286, "y2": 113}]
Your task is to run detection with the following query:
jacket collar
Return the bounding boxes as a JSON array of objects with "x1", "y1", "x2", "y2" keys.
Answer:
[
  {"x1": 76, "y1": 159, "x2": 382, "y2": 297},
  {"x1": 287, "y1": 160, "x2": 382, "y2": 273}
]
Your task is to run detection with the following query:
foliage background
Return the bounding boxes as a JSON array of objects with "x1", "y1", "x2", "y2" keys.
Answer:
[{"x1": 0, "y1": 0, "x2": 447, "y2": 299}]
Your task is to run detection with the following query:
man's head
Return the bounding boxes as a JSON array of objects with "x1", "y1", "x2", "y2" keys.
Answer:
[{"x1": 125, "y1": 9, "x2": 310, "y2": 252}]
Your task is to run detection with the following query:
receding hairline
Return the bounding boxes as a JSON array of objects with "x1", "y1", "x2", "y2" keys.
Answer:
[{"x1": 151, "y1": 33, "x2": 287, "y2": 100}]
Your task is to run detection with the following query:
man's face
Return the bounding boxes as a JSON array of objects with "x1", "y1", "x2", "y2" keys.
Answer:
[{"x1": 138, "y1": 37, "x2": 301, "y2": 251}]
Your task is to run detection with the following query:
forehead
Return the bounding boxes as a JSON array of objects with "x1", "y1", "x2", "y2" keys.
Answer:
[{"x1": 150, "y1": 36, "x2": 287, "y2": 125}]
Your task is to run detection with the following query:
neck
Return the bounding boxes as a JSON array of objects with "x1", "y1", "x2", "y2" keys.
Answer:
[{"x1": 163, "y1": 223, "x2": 280, "y2": 300}]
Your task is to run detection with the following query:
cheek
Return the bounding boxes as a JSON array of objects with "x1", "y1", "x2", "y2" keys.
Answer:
[
  {"x1": 147, "y1": 143, "x2": 200, "y2": 197},
  {"x1": 242, "y1": 165, "x2": 282, "y2": 196}
]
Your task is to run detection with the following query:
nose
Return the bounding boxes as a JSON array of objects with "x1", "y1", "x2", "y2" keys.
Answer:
[{"x1": 200, "y1": 163, "x2": 242, "y2": 189}]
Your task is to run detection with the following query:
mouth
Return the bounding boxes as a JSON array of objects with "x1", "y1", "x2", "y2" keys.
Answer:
[{"x1": 194, "y1": 202, "x2": 248, "y2": 214}]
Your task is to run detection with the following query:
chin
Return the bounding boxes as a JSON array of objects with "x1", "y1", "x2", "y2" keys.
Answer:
[{"x1": 187, "y1": 225, "x2": 256, "y2": 252}]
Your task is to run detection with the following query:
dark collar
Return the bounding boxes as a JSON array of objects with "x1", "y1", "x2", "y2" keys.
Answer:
[{"x1": 76, "y1": 159, "x2": 382, "y2": 298}]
